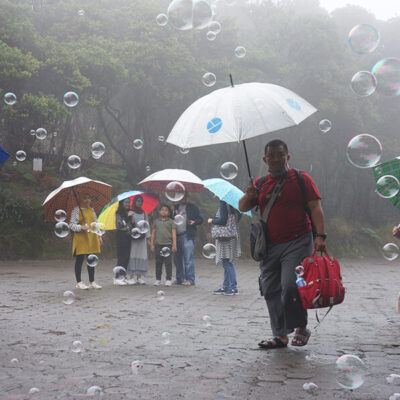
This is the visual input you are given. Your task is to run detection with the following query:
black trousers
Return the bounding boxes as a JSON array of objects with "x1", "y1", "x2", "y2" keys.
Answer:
[
  {"x1": 75, "y1": 254, "x2": 95, "y2": 283},
  {"x1": 155, "y1": 245, "x2": 172, "y2": 281}
]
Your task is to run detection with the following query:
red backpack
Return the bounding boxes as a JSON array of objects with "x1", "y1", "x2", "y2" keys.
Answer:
[{"x1": 297, "y1": 251, "x2": 345, "y2": 312}]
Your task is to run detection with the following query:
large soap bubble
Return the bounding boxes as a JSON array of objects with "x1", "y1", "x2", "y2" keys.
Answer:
[
  {"x1": 55, "y1": 222, "x2": 69, "y2": 238},
  {"x1": 16, "y1": 150, "x2": 26, "y2": 162},
  {"x1": 4, "y1": 92, "x2": 17, "y2": 105},
  {"x1": 348, "y1": 24, "x2": 379, "y2": 54},
  {"x1": 220, "y1": 162, "x2": 238, "y2": 180},
  {"x1": 202, "y1": 72, "x2": 216, "y2": 87},
  {"x1": 202, "y1": 243, "x2": 216, "y2": 259},
  {"x1": 165, "y1": 181, "x2": 185, "y2": 202},
  {"x1": 168, "y1": 0, "x2": 212, "y2": 31},
  {"x1": 192, "y1": 0, "x2": 213, "y2": 30},
  {"x1": 372, "y1": 58, "x2": 400, "y2": 97},
  {"x1": 67, "y1": 155, "x2": 81, "y2": 169},
  {"x1": 346, "y1": 134, "x2": 382, "y2": 168},
  {"x1": 63, "y1": 91, "x2": 79, "y2": 108},
  {"x1": 336, "y1": 354, "x2": 366, "y2": 390},
  {"x1": 350, "y1": 71, "x2": 377, "y2": 97},
  {"x1": 382, "y1": 243, "x2": 399, "y2": 261},
  {"x1": 35, "y1": 128, "x2": 48, "y2": 140},
  {"x1": 376, "y1": 175, "x2": 400, "y2": 199},
  {"x1": 91, "y1": 142, "x2": 105, "y2": 159}
]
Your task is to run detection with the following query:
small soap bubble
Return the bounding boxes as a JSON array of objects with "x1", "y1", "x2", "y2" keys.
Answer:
[
  {"x1": 67, "y1": 155, "x2": 81, "y2": 169},
  {"x1": 55, "y1": 222, "x2": 69, "y2": 238},
  {"x1": 157, "y1": 290, "x2": 165, "y2": 301},
  {"x1": 335, "y1": 354, "x2": 366, "y2": 390},
  {"x1": 63, "y1": 91, "x2": 79, "y2": 108},
  {"x1": 382, "y1": 243, "x2": 399, "y2": 261},
  {"x1": 376, "y1": 175, "x2": 400, "y2": 199},
  {"x1": 234, "y1": 46, "x2": 246, "y2": 58},
  {"x1": 174, "y1": 214, "x2": 185, "y2": 226},
  {"x1": 35, "y1": 128, "x2": 48, "y2": 140},
  {"x1": 113, "y1": 266, "x2": 127, "y2": 281},
  {"x1": 295, "y1": 266, "x2": 304, "y2": 276},
  {"x1": 165, "y1": 181, "x2": 185, "y2": 202},
  {"x1": 86, "y1": 386, "x2": 103, "y2": 397},
  {"x1": 54, "y1": 209, "x2": 67, "y2": 222},
  {"x1": 72, "y1": 340, "x2": 83, "y2": 353},
  {"x1": 202, "y1": 243, "x2": 216, "y2": 259},
  {"x1": 161, "y1": 331, "x2": 171, "y2": 345},
  {"x1": 202, "y1": 315, "x2": 212, "y2": 327},
  {"x1": 133, "y1": 139, "x2": 144, "y2": 150},
  {"x1": 28, "y1": 387, "x2": 40, "y2": 395},
  {"x1": 39, "y1": 360, "x2": 45, "y2": 365},
  {"x1": 160, "y1": 247, "x2": 171, "y2": 258},
  {"x1": 137, "y1": 220, "x2": 150, "y2": 234},
  {"x1": 63, "y1": 290, "x2": 75, "y2": 305},
  {"x1": 179, "y1": 147, "x2": 190, "y2": 155},
  {"x1": 319, "y1": 119, "x2": 332, "y2": 133},
  {"x1": 87, "y1": 254, "x2": 99, "y2": 268},
  {"x1": 348, "y1": 24, "x2": 379, "y2": 54},
  {"x1": 91, "y1": 142, "x2": 105, "y2": 159},
  {"x1": 387, "y1": 374, "x2": 400, "y2": 384},
  {"x1": 30, "y1": 129, "x2": 36, "y2": 136},
  {"x1": 77, "y1": 9, "x2": 85, "y2": 16},
  {"x1": 202, "y1": 72, "x2": 216, "y2": 87},
  {"x1": 346, "y1": 134, "x2": 382, "y2": 168},
  {"x1": 12, "y1": 161, "x2": 17, "y2": 166},
  {"x1": 208, "y1": 20, "x2": 221, "y2": 34},
  {"x1": 16, "y1": 150, "x2": 26, "y2": 162},
  {"x1": 206, "y1": 31, "x2": 217, "y2": 41},
  {"x1": 351, "y1": 71, "x2": 377, "y2": 97},
  {"x1": 156, "y1": 13, "x2": 168, "y2": 26},
  {"x1": 53, "y1": 131, "x2": 57, "y2": 137},
  {"x1": 10, "y1": 358, "x2": 19, "y2": 364},
  {"x1": 389, "y1": 394, "x2": 400, "y2": 400},
  {"x1": 4, "y1": 92, "x2": 17, "y2": 105},
  {"x1": 158, "y1": 136, "x2": 165, "y2": 142},
  {"x1": 145, "y1": 165, "x2": 151, "y2": 172},
  {"x1": 303, "y1": 382, "x2": 319, "y2": 392},
  {"x1": 131, "y1": 360, "x2": 143, "y2": 375},
  {"x1": 89, "y1": 222, "x2": 105, "y2": 236},
  {"x1": 220, "y1": 162, "x2": 238, "y2": 180}
]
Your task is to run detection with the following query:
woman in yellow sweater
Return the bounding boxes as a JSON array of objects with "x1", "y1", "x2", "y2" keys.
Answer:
[{"x1": 69, "y1": 193, "x2": 103, "y2": 289}]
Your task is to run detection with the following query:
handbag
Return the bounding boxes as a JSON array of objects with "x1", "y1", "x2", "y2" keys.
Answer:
[
  {"x1": 211, "y1": 210, "x2": 238, "y2": 239},
  {"x1": 250, "y1": 174, "x2": 287, "y2": 261}
]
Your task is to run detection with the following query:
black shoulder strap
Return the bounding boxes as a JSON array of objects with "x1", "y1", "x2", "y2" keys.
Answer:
[{"x1": 256, "y1": 175, "x2": 267, "y2": 191}]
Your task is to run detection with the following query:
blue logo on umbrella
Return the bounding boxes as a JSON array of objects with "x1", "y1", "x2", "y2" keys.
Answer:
[
  {"x1": 286, "y1": 98, "x2": 301, "y2": 111},
  {"x1": 207, "y1": 118, "x2": 223, "y2": 134}
]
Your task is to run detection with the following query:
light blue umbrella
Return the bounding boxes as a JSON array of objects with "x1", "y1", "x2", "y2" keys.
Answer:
[{"x1": 203, "y1": 178, "x2": 251, "y2": 216}]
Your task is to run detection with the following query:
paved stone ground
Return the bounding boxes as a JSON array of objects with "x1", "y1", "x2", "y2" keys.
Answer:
[{"x1": 0, "y1": 257, "x2": 399, "y2": 400}]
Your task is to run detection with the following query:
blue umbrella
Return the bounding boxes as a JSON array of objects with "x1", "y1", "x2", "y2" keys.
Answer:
[
  {"x1": 203, "y1": 178, "x2": 251, "y2": 216},
  {"x1": 0, "y1": 146, "x2": 10, "y2": 165}
]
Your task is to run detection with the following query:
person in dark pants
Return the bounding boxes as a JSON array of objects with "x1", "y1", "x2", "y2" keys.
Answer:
[
  {"x1": 114, "y1": 198, "x2": 133, "y2": 285},
  {"x1": 239, "y1": 139, "x2": 327, "y2": 349},
  {"x1": 150, "y1": 204, "x2": 177, "y2": 286},
  {"x1": 172, "y1": 193, "x2": 203, "y2": 286}
]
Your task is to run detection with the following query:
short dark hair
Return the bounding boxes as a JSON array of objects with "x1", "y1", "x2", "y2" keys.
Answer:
[
  {"x1": 159, "y1": 203, "x2": 171, "y2": 214},
  {"x1": 264, "y1": 139, "x2": 288, "y2": 155}
]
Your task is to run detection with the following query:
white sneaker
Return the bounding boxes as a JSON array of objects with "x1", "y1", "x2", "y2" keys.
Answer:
[
  {"x1": 76, "y1": 282, "x2": 89, "y2": 290},
  {"x1": 113, "y1": 279, "x2": 128, "y2": 286},
  {"x1": 153, "y1": 280, "x2": 162, "y2": 286},
  {"x1": 126, "y1": 278, "x2": 137, "y2": 285},
  {"x1": 89, "y1": 282, "x2": 102, "y2": 289},
  {"x1": 165, "y1": 280, "x2": 172, "y2": 287},
  {"x1": 137, "y1": 278, "x2": 146, "y2": 285}
]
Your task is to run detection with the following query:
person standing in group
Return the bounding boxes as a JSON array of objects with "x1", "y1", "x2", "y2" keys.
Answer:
[
  {"x1": 208, "y1": 200, "x2": 241, "y2": 296},
  {"x1": 69, "y1": 193, "x2": 102, "y2": 290},
  {"x1": 114, "y1": 198, "x2": 133, "y2": 286},
  {"x1": 150, "y1": 204, "x2": 177, "y2": 286},
  {"x1": 239, "y1": 139, "x2": 326, "y2": 349},
  {"x1": 126, "y1": 195, "x2": 151, "y2": 285},
  {"x1": 172, "y1": 193, "x2": 203, "y2": 286}
]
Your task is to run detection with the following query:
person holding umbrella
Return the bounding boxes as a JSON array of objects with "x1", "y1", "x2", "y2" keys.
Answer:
[{"x1": 69, "y1": 193, "x2": 103, "y2": 290}]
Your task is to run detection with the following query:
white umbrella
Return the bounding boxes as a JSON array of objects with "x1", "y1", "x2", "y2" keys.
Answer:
[
  {"x1": 166, "y1": 79, "x2": 317, "y2": 179},
  {"x1": 138, "y1": 169, "x2": 205, "y2": 192}
]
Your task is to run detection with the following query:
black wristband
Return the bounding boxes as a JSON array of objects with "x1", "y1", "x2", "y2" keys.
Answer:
[{"x1": 315, "y1": 233, "x2": 327, "y2": 240}]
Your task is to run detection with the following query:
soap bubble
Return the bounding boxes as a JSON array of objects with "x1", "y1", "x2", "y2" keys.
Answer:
[
  {"x1": 208, "y1": 20, "x2": 221, "y2": 34},
  {"x1": 165, "y1": 181, "x2": 186, "y2": 202},
  {"x1": 91, "y1": 142, "x2": 105, "y2": 159},
  {"x1": 12, "y1": 161, "x2": 17, "y2": 167},
  {"x1": 202, "y1": 315, "x2": 212, "y2": 328},
  {"x1": 133, "y1": 139, "x2": 144, "y2": 150},
  {"x1": 386, "y1": 374, "x2": 400, "y2": 384},
  {"x1": 35, "y1": 128, "x2": 48, "y2": 140},
  {"x1": 63, "y1": 91, "x2": 79, "y2": 108},
  {"x1": 113, "y1": 266, "x2": 127, "y2": 281},
  {"x1": 174, "y1": 214, "x2": 185, "y2": 226},
  {"x1": 202, "y1": 243, "x2": 216, "y2": 259},
  {"x1": 77, "y1": 9, "x2": 85, "y2": 16},
  {"x1": 319, "y1": 119, "x2": 332, "y2": 133},
  {"x1": 346, "y1": 134, "x2": 382, "y2": 168},
  {"x1": 158, "y1": 136, "x2": 165, "y2": 142},
  {"x1": 335, "y1": 354, "x2": 366, "y2": 390},
  {"x1": 350, "y1": 71, "x2": 377, "y2": 97},
  {"x1": 145, "y1": 165, "x2": 151, "y2": 172},
  {"x1": 179, "y1": 147, "x2": 190, "y2": 155},
  {"x1": 131, "y1": 228, "x2": 142, "y2": 239},
  {"x1": 202, "y1": 72, "x2": 216, "y2": 87},
  {"x1": 63, "y1": 291, "x2": 75, "y2": 305},
  {"x1": 234, "y1": 46, "x2": 246, "y2": 58},
  {"x1": 371, "y1": 58, "x2": 400, "y2": 97},
  {"x1": 157, "y1": 290, "x2": 165, "y2": 301},
  {"x1": 167, "y1": 0, "x2": 193, "y2": 30},
  {"x1": 89, "y1": 222, "x2": 105, "y2": 236},
  {"x1": 206, "y1": 31, "x2": 217, "y2": 41},
  {"x1": 389, "y1": 394, "x2": 400, "y2": 400},
  {"x1": 4, "y1": 92, "x2": 17, "y2": 105},
  {"x1": 67, "y1": 155, "x2": 81, "y2": 169},
  {"x1": 131, "y1": 360, "x2": 143, "y2": 375},
  {"x1": 192, "y1": 0, "x2": 213, "y2": 30},
  {"x1": 72, "y1": 340, "x2": 83, "y2": 353},
  {"x1": 160, "y1": 247, "x2": 171, "y2": 258},
  {"x1": 376, "y1": 175, "x2": 400, "y2": 199},
  {"x1": 156, "y1": 13, "x2": 168, "y2": 26},
  {"x1": 55, "y1": 222, "x2": 69, "y2": 238},
  {"x1": 220, "y1": 162, "x2": 238, "y2": 180},
  {"x1": 53, "y1": 131, "x2": 57, "y2": 137},
  {"x1": 295, "y1": 266, "x2": 304, "y2": 276},
  {"x1": 54, "y1": 209, "x2": 67, "y2": 222},
  {"x1": 10, "y1": 358, "x2": 19, "y2": 364},
  {"x1": 30, "y1": 129, "x2": 36, "y2": 136},
  {"x1": 28, "y1": 387, "x2": 40, "y2": 395},
  {"x1": 87, "y1": 254, "x2": 99, "y2": 268},
  {"x1": 16, "y1": 150, "x2": 26, "y2": 162},
  {"x1": 162, "y1": 331, "x2": 171, "y2": 345},
  {"x1": 382, "y1": 243, "x2": 399, "y2": 261},
  {"x1": 303, "y1": 382, "x2": 319, "y2": 392},
  {"x1": 137, "y1": 220, "x2": 150, "y2": 234},
  {"x1": 86, "y1": 386, "x2": 103, "y2": 397},
  {"x1": 348, "y1": 24, "x2": 379, "y2": 54}
]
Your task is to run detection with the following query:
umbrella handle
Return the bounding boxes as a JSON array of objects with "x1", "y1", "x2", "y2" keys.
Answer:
[
  {"x1": 72, "y1": 188, "x2": 88, "y2": 226},
  {"x1": 242, "y1": 140, "x2": 253, "y2": 184}
]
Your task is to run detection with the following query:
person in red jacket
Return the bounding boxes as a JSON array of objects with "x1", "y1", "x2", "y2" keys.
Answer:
[{"x1": 239, "y1": 139, "x2": 327, "y2": 349}]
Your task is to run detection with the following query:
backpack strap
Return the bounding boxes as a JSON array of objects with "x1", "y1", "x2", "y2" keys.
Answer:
[{"x1": 256, "y1": 175, "x2": 267, "y2": 192}]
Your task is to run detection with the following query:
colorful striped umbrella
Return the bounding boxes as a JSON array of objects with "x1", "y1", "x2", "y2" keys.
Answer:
[
  {"x1": 43, "y1": 177, "x2": 112, "y2": 223},
  {"x1": 98, "y1": 190, "x2": 160, "y2": 230}
]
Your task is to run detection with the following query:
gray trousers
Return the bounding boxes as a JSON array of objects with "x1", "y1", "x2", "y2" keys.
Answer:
[{"x1": 259, "y1": 232, "x2": 313, "y2": 336}]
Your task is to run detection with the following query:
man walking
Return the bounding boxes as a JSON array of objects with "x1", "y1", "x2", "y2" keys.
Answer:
[
  {"x1": 173, "y1": 193, "x2": 203, "y2": 286},
  {"x1": 239, "y1": 139, "x2": 326, "y2": 349}
]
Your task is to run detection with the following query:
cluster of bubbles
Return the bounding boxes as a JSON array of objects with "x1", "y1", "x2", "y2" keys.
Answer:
[
  {"x1": 202, "y1": 243, "x2": 216, "y2": 259},
  {"x1": 220, "y1": 161, "x2": 238, "y2": 180},
  {"x1": 89, "y1": 222, "x2": 106, "y2": 237},
  {"x1": 131, "y1": 220, "x2": 150, "y2": 239},
  {"x1": 165, "y1": 181, "x2": 186, "y2": 202}
]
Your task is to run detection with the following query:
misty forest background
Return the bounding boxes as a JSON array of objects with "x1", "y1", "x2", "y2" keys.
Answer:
[{"x1": 0, "y1": 0, "x2": 399, "y2": 259}]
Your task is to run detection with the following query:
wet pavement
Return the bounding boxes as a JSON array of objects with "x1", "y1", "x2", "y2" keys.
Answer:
[{"x1": 0, "y1": 257, "x2": 399, "y2": 399}]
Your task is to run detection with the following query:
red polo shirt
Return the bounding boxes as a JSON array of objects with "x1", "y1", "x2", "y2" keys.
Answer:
[{"x1": 254, "y1": 168, "x2": 321, "y2": 244}]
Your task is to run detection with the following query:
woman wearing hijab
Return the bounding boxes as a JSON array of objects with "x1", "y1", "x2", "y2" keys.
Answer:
[{"x1": 126, "y1": 195, "x2": 151, "y2": 284}]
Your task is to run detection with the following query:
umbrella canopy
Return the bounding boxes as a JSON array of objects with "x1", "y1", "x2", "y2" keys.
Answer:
[
  {"x1": 166, "y1": 82, "x2": 317, "y2": 149},
  {"x1": 43, "y1": 177, "x2": 112, "y2": 222},
  {"x1": 0, "y1": 146, "x2": 10, "y2": 165},
  {"x1": 373, "y1": 157, "x2": 400, "y2": 210},
  {"x1": 138, "y1": 169, "x2": 205, "y2": 192},
  {"x1": 98, "y1": 190, "x2": 160, "y2": 231},
  {"x1": 203, "y1": 178, "x2": 251, "y2": 216}
]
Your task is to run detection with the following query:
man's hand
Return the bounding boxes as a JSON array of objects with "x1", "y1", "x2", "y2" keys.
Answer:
[
  {"x1": 245, "y1": 185, "x2": 258, "y2": 200},
  {"x1": 188, "y1": 220, "x2": 195, "y2": 226},
  {"x1": 172, "y1": 245, "x2": 177, "y2": 253},
  {"x1": 314, "y1": 237, "x2": 327, "y2": 253},
  {"x1": 207, "y1": 218, "x2": 213, "y2": 224}
]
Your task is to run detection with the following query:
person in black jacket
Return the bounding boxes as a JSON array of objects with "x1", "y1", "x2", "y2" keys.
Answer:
[{"x1": 172, "y1": 193, "x2": 203, "y2": 285}]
